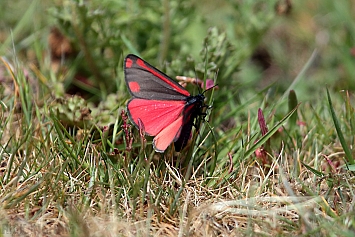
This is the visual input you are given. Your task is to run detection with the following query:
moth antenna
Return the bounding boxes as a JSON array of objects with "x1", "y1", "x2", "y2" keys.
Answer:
[{"x1": 202, "y1": 84, "x2": 218, "y2": 94}]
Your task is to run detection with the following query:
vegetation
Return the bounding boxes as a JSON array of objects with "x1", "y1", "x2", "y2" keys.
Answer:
[{"x1": 1, "y1": 0, "x2": 355, "y2": 236}]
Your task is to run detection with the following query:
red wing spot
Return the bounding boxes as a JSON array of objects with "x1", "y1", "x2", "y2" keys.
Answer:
[
  {"x1": 137, "y1": 58, "x2": 145, "y2": 67},
  {"x1": 129, "y1": 81, "x2": 140, "y2": 92},
  {"x1": 126, "y1": 58, "x2": 133, "y2": 68}
]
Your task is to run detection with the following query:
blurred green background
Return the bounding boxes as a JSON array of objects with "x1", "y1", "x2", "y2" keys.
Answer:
[{"x1": 1, "y1": 0, "x2": 354, "y2": 99}]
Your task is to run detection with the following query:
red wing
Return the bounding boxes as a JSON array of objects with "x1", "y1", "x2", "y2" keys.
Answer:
[
  {"x1": 153, "y1": 116, "x2": 184, "y2": 152},
  {"x1": 127, "y1": 98, "x2": 186, "y2": 136},
  {"x1": 125, "y1": 54, "x2": 190, "y2": 101}
]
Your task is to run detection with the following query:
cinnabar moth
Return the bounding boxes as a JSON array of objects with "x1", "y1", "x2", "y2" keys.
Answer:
[{"x1": 124, "y1": 54, "x2": 207, "y2": 152}]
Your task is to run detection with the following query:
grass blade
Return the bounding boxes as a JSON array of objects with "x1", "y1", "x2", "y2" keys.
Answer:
[
  {"x1": 326, "y1": 88, "x2": 354, "y2": 165},
  {"x1": 244, "y1": 104, "x2": 300, "y2": 158}
]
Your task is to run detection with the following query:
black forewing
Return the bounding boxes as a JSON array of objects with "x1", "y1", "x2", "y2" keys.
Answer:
[
  {"x1": 124, "y1": 54, "x2": 190, "y2": 101},
  {"x1": 174, "y1": 94, "x2": 205, "y2": 151},
  {"x1": 174, "y1": 119, "x2": 194, "y2": 152}
]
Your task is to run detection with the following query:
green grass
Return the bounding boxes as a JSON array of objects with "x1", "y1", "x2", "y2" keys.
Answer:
[{"x1": 1, "y1": 0, "x2": 355, "y2": 236}]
